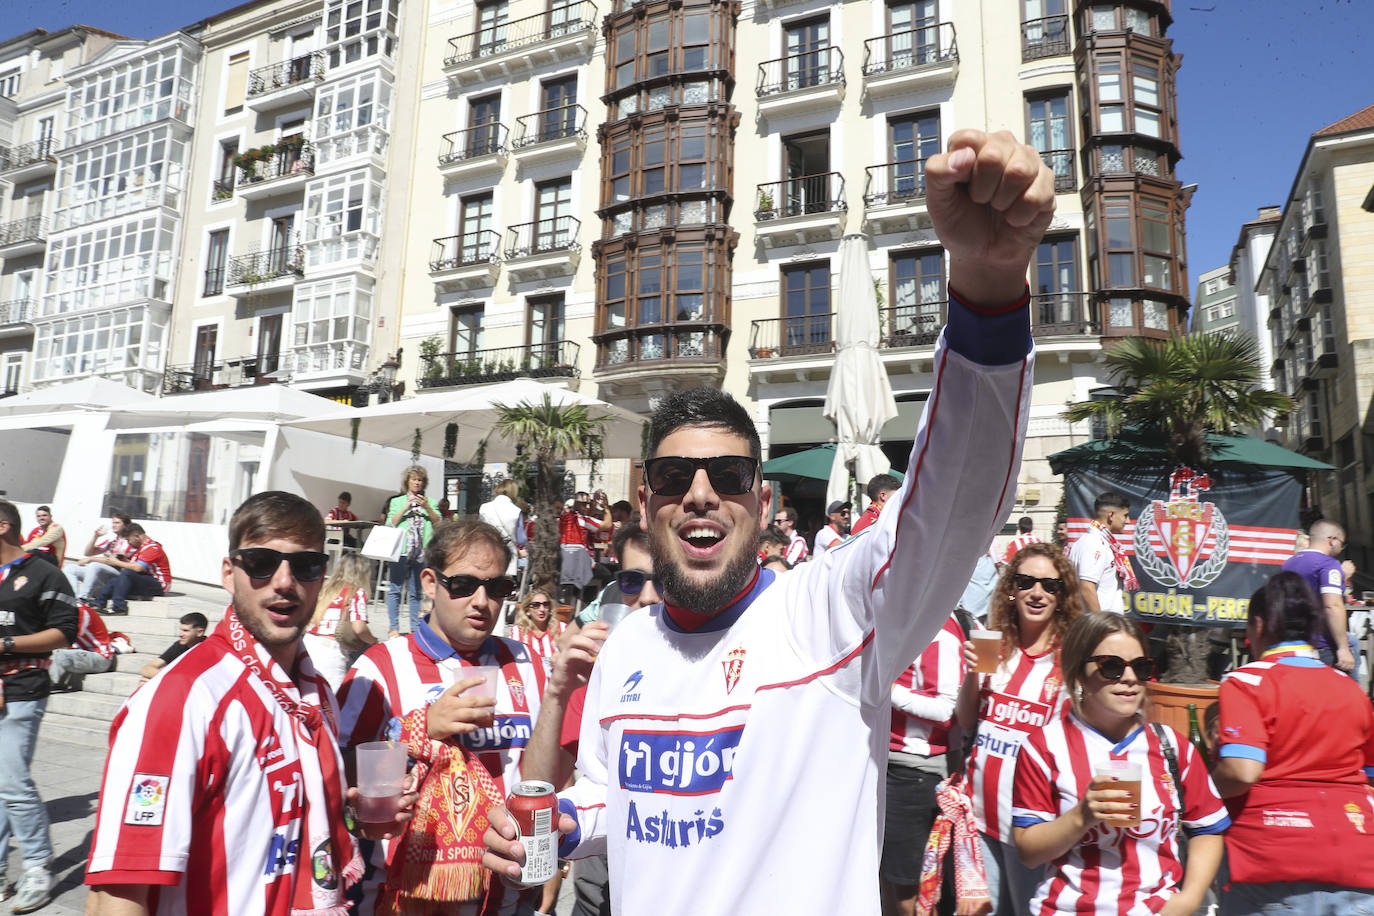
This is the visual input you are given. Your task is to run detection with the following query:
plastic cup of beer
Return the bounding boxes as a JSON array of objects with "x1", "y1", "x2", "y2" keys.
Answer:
[
  {"x1": 463, "y1": 666, "x2": 501, "y2": 698},
  {"x1": 355, "y1": 740, "x2": 408, "y2": 826},
  {"x1": 971, "y1": 629, "x2": 1002, "y2": 674},
  {"x1": 1092, "y1": 760, "x2": 1142, "y2": 827}
]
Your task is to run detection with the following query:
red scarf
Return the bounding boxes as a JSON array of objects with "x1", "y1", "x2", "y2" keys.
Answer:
[
  {"x1": 919, "y1": 773, "x2": 991, "y2": 915},
  {"x1": 1091, "y1": 519, "x2": 1139, "y2": 592}
]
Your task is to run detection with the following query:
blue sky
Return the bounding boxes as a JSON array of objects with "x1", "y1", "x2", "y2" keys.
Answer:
[{"x1": 10, "y1": 0, "x2": 1372, "y2": 301}]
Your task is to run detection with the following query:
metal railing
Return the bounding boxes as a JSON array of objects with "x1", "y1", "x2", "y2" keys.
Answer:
[
  {"x1": 513, "y1": 105, "x2": 587, "y2": 148},
  {"x1": 238, "y1": 141, "x2": 315, "y2": 187},
  {"x1": 1032, "y1": 292, "x2": 1099, "y2": 336},
  {"x1": 755, "y1": 173, "x2": 846, "y2": 220},
  {"x1": 748, "y1": 313, "x2": 834, "y2": 358},
  {"x1": 1021, "y1": 15, "x2": 1070, "y2": 61},
  {"x1": 1038, "y1": 149, "x2": 1076, "y2": 192},
  {"x1": 439, "y1": 124, "x2": 509, "y2": 164},
  {"x1": 0, "y1": 298, "x2": 33, "y2": 325},
  {"x1": 862, "y1": 22, "x2": 957, "y2": 76},
  {"x1": 247, "y1": 52, "x2": 325, "y2": 97},
  {"x1": 0, "y1": 138, "x2": 57, "y2": 173},
  {"x1": 0, "y1": 215, "x2": 47, "y2": 247},
  {"x1": 863, "y1": 158, "x2": 928, "y2": 207},
  {"x1": 446, "y1": 2, "x2": 598, "y2": 67},
  {"x1": 757, "y1": 46, "x2": 845, "y2": 96},
  {"x1": 226, "y1": 243, "x2": 305, "y2": 287},
  {"x1": 163, "y1": 355, "x2": 284, "y2": 394},
  {"x1": 419, "y1": 339, "x2": 580, "y2": 388},
  {"x1": 505, "y1": 216, "x2": 580, "y2": 259},
  {"x1": 430, "y1": 230, "x2": 502, "y2": 271},
  {"x1": 880, "y1": 301, "x2": 944, "y2": 348}
]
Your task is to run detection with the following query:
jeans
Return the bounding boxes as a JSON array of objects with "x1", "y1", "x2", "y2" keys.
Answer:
[
  {"x1": 0, "y1": 697, "x2": 53, "y2": 871},
  {"x1": 1317, "y1": 637, "x2": 1360, "y2": 682},
  {"x1": 63, "y1": 561, "x2": 118, "y2": 602},
  {"x1": 386, "y1": 555, "x2": 423, "y2": 633},
  {"x1": 1221, "y1": 882, "x2": 1374, "y2": 915},
  {"x1": 980, "y1": 832, "x2": 1044, "y2": 916},
  {"x1": 94, "y1": 569, "x2": 165, "y2": 612},
  {"x1": 48, "y1": 648, "x2": 114, "y2": 685}
]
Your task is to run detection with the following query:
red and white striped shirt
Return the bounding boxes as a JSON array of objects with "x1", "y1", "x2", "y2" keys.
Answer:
[
  {"x1": 507, "y1": 621, "x2": 567, "y2": 658},
  {"x1": 889, "y1": 615, "x2": 966, "y2": 756},
  {"x1": 1012, "y1": 713, "x2": 1229, "y2": 916},
  {"x1": 1002, "y1": 533, "x2": 1043, "y2": 565},
  {"x1": 307, "y1": 587, "x2": 368, "y2": 638},
  {"x1": 966, "y1": 646, "x2": 1066, "y2": 841},
  {"x1": 783, "y1": 531, "x2": 808, "y2": 565},
  {"x1": 73, "y1": 603, "x2": 116, "y2": 660},
  {"x1": 134, "y1": 539, "x2": 172, "y2": 590},
  {"x1": 86, "y1": 629, "x2": 344, "y2": 915}
]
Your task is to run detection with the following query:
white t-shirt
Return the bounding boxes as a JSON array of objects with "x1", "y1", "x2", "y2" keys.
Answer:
[
  {"x1": 1068, "y1": 525, "x2": 1125, "y2": 613},
  {"x1": 813, "y1": 524, "x2": 843, "y2": 554}
]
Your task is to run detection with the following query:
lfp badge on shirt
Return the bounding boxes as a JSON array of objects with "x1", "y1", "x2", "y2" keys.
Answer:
[{"x1": 124, "y1": 773, "x2": 170, "y2": 826}]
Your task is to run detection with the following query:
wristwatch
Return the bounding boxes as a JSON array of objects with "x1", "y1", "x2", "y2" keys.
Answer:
[{"x1": 2, "y1": 635, "x2": 14, "y2": 654}]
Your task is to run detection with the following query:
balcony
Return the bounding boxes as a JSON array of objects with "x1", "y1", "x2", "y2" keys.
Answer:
[
  {"x1": 863, "y1": 159, "x2": 930, "y2": 234},
  {"x1": 1031, "y1": 292, "x2": 1100, "y2": 337},
  {"x1": 445, "y1": 2, "x2": 598, "y2": 84},
  {"x1": 439, "y1": 124, "x2": 509, "y2": 179},
  {"x1": 596, "y1": 326, "x2": 726, "y2": 376},
  {"x1": 162, "y1": 355, "x2": 286, "y2": 395},
  {"x1": 237, "y1": 140, "x2": 315, "y2": 201},
  {"x1": 504, "y1": 216, "x2": 580, "y2": 280},
  {"x1": 245, "y1": 53, "x2": 324, "y2": 113},
  {"x1": 1021, "y1": 15, "x2": 1070, "y2": 61},
  {"x1": 756, "y1": 48, "x2": 845, "y2": 120},
  {"x1": 748, "y1": 313, "x2": 834, "y2": 360},
  {"x1": 879, "y1": 301, "x2": 944, "y2": 349},
  {"x1": 224, "y1": 244, "x2": 305, "y2": 298},
  {"x1": 0, "y1": 138, "x2": 58, "y2": 183},
  {"x1": 419, "y1": 339, "x2": 580, "y2": 389},
  {"x1": 0, "y1": 216, "x2": 48, "y2": 258},
  {"x1": 1039, "y1": 149, "x2": 1077, "y2": 193},
  {"x1": 430, "y1": 230, "x2": 502, "y2": 290},
  {"x1": 0, "y1": 298, "x2": 33, "y2": 328},
  {"x1": 288, "y1": 341, "x2": 368, "y2": 389},
  {"x1": 753, "y1": 173, "x2": 847, "y2": 248},
  {"x1": 511, "y1": 105, "x2": 588, "y2": 165},
  {"x1": 861, "y1": 23, "x2": 958, "y2": 98}
]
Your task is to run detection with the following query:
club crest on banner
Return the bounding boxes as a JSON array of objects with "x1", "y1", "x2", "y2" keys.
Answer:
[{"x1": 1134, "y1": 467, "x2": 1230, "y2": 589}]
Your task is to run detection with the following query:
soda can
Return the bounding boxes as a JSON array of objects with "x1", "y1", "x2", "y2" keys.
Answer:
[{"x1": 507, "y1": 780, "x2": 558, "y2": 886}]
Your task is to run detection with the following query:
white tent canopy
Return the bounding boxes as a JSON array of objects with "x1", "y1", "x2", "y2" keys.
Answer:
[
  {"x1": 0, "y1": 378, "x2": 156, "y2": 416},
  {"x1": 106, "y1": 384, "x2": 353, "y2": 428},
  {"x1": 286, "y1": 378, "x2": 646, "y2": 463}
]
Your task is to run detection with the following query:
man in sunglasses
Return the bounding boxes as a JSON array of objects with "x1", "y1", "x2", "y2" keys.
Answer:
[
  {"x1": 485, "y1": 128, "x2": 1052, "y2": 916},
  {"x1": 88, "y1": 492, "x2": 387, "y2": 916}
]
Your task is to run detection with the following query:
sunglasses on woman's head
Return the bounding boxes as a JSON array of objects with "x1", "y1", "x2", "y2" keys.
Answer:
[
  {"x1": 232, "y1": 547, "x2": 330, "y2": 582},
  {"x1": 616, "y1": 569, "x2": 657, "y2": 594},
  {"x1": 430, "y1": 571, "x2": 517, "y2": 600},
  {"x1": 643, "y1": 455, "x2": 758, "y2": 497},
  {"x1": 1012, "y1": 573, "x2": 1065, "y2": 595},
  {"x1": 1087, "y1": 655, "x2": 1156, "y2": 682}
]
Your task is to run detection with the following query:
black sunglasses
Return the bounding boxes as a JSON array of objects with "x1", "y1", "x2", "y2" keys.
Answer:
[
  {"x1": 232, "y1": 548, "x2": 330, "y2": 582},
  {"x1": 644, "y1": 455, "x2": 759, "y2": 497},
  {"x1": 1087, "y1": 655, "x2": 1156, "y2": 682},
  {"x1": 431, "y1": 571, "x2": 517, "y2": 601},
  {"x1": 616, "y1": 569, "x2": 657, "y2": 594},
  {"x1": 527, "y1": 599, "x2": 552, "y2": 608},
  {"x1": 1013, "y1": 573, "x2": 1066, "y2": 596}
]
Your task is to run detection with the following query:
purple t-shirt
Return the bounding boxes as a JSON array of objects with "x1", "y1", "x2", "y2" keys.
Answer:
[{"x1": 1280, "y1": 550, "x2": 1345, "y2": 648}]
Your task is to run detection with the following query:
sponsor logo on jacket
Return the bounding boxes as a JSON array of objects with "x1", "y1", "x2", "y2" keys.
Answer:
[
  {"x1": 619, "y1": 725, "x2": 743, "y2": 796},
  {"x1": 460, "y1": 713, "x2": 533, "y2": 750},
  {"x1": 984, "y1": 692, "x2": 1052, "y2": 734}
]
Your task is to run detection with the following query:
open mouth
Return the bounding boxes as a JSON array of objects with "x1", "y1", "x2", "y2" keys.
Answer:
[
  {"x1": 266, "y1": 603, "x2": 300, "y2": 625},
  {"x1": 679, "y1": 523, "x2": 726, "y2": 558}
]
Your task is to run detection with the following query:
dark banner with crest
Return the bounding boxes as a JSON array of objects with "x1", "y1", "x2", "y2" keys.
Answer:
[{"x1": 1064, "y1": 466, "x2": 1302, "y2": 628}]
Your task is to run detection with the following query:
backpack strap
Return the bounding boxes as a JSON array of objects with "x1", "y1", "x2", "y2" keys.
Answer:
[{"x1": 1151, "y1": 722, "x2": 1188, "y2": 866}]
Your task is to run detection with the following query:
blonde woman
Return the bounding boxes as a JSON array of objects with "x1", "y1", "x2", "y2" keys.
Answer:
[
  {"x1": 479, "y1": 479, "x2": 528, "y2": 577},
  {"x1": 508, "y1": 587, "x2": 565, "y2": 657},
  {"x1": 303, "y1": 553, "x2": 377, "y2": 690},
  {"x1": 383, "y1": 464, "x2": 440, "y2": 637}
]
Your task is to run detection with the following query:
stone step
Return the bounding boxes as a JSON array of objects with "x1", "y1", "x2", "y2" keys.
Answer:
[
  {"x1": 113, "y1": 652, "x2": 162, "y2": 671},
  {"x1": 100, "y1": 614, "x2": 198, "y2": 640},
  {"x1": 78, "y1": 669, "x2": 145, "y2": 697},
  {"x1": 40, "y1": 711, "x2": 112, "y2": 750},
  {"x1": 47, "y1": 689, "x2": 127, "y2": 720}
]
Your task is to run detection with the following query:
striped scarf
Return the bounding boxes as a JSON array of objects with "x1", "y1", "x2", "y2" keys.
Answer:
[
  {"x1": 1091, "y1": 519, "x2": 1139, "y2": 592},
  {"x1": 918, "y1": 773, "x2": 991, "y2": 916}
]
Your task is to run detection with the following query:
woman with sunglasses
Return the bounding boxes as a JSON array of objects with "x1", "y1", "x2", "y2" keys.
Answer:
[
  {"x1": 509, "y1": 587, "x2": 566, "y2": 657},
  {"x1": 956, "y1": 543, "x2": 1082, "y2": 915},
  {"x1": 1211, "y1": 572, "x2": 1374, "y2": 915},
  {"x1": 1011, "y1": 612, "x2": 1227, "y2": 915}
]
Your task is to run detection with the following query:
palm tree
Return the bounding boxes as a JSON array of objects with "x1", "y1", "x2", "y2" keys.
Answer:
[
  {"x1": 1062, "y1": 331, "x2": 1293, "y2": 683},
  {"x1": 487, "y1": 393, "x2": 606, "y2": 588}
]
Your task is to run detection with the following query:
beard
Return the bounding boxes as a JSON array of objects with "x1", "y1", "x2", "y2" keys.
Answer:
[{"x1": 650, "y1": 528, "x2": 761, "y2": 617}]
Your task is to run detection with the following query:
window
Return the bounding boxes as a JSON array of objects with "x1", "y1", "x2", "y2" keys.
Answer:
[
  {"x1": 53, "y1": 125, "x2": 189, "y2": 230},
  {"x1": 889, "y1": 249, "x2": 945, "y2": 344},
  {"x1": 1022, "y1": 0, "x2": 1068, "y2": 59},
  {"x1": 887, "y1": 1, "x2": 938, "y2": 66},
  {"x1": 193, "y1": 325, "x2": 218, "y2": 380},
  {"x1": 1132, "y1": 57, "x2": 1161, "y2": 137},
  {"x1": 225, "y1": 52, "x2": 250, "y2": 112},
  {"x1": 42, "y1": 213, "x2": 177, "y2": 317},
  {"x1": 63, "y1": 46, "x2": 196, "y2": 147},
  {"x1": 888, "y1": 112, "x2": 940, "y2": 198},
  {"x1": 0, "y1": 69, "x2": 20, "y2": 98},
  {"x1": 782, "y1": 261, "x2": 831, "y2": 353},
  {"x1": 450, "y1": 305, "x2": 484, "y2": 357},
  {"x1": 1096, "y1": 57, "x2": 1123, "y2": 132},
  {"x1": 314, "y1": 72, "x2": 393, "y2": 164},
  {"x1": 291, "y1": 277, "x2": 372, "y2": 372},
  {"x1": 783, "y1": 16, "x2": 830, "y2": 90},
  {"x1": 304, "y1": 172, "x2": 383, "y2": 266},
  {"x1": 257, "y1": 313, "x2": 284, "y2": 375},
  {"x1": 597, "y1": 239, "x2": 725, "y2": 365},
  {"x1": 1140, "y1": 199, "x2": 1172, "y2": 289},
  {"x1": 325, "y1": 0, "x2": 400, "y2": 67},
  {"x1": 1027, "y1": 92, "x2": 1072, "y2": 185},
  {"x1": 534, "y1": 177, "x2": 573, "y2": 249},
  {"x1": 458, "y1": 192, "x2": 493, "y2": 261},
  {"x1": 2, "y1": 352, "x2": 23, "y2": 393},
  {"x1": 36, "y1": 117, "x2": 54, "y2": 145},
  {"x1": 528, "y1": 293, "x2": 565, "y2": 348},
  {"x1": 1103, "y1": 197, "x2": 1134, "y2": 287},
  {"x1": 476, "y1": 0, "x2": 510, "y2": 56},
  {"x1": 537, "y1": 75, "x2": 578, "y2": 142},
  {"x1": 205, "y1": 230, "x2": 229, "y2": 296},
  {"x1": 32, "y1": 305, "x2": 167, "y2": 381},
  {"x1": 468, "y1": 94, "x2": 501, "y2": 155},
  {"x1": 1034, "y1": 237, "x2": 1080, "y2": 328},
  {"x1": 215, "y1": 139, "x2": 238, "y2": 199}
]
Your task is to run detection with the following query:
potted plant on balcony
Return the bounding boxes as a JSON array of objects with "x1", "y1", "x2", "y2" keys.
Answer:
[
  {"x1": 757, "y1": 190, "x2": 776, "y2": 220},
  {"x1": 419, "y1": 335, "x2": 445, "y2": 382}
]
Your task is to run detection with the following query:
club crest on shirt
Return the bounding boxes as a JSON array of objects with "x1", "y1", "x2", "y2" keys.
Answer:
[
  {"x1": 507, "y1": 676, "x2": 525, "y2": 706},
  {"x1": 9, "y1": 576, "x2": 26, "y2": 592},
  {"x1": 722, "y1": 646, "x2": 746, "y2": 695},
  {"x1": 1346, "y1": 802, "x2": 1368, "y2": 834},
  {"x1": 124, "y1": 773, "x2": 170, "y2": 826}
]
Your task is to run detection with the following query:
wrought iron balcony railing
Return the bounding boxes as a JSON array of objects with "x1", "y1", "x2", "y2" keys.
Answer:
[
  {"x1": 755, "y1": 173, "x2": 846, "y2": 220},
  {"x1": 1038, "y1": 149, "x2": 1077, "y2": 192},
  {"x1": 748, "y1": 313, "x2": 835, "y2": 359},
  {"x1": 0, "y1": 215, "x2": 47, "y2": 247},
  {"x1": 439, "y1": 124, "x2": 509, "y2": 164},
  {"x1": 247, "y1": 52, "x2": 325, "y2": 97},
  {"x1": 420, "y1": 339, "x2": 581, "y2": 388},
  {"x1": 237, "y1": 140, "x2": 315, "y2": 187},
  {"x1": 862, "y1": 22, "x2": 957, "y2": 75},
  {"x1": 226, "y1": 243, "x2": 305, "y2": 287},
  {"x1": 863, "y1": 158, "x2": 928, "y2": 207},
  {"x1": 757, "y1": 46, "x2": 845, "y2": 96},
  {"x1": 0, "y1": 298, "x2": 33, "y2": 325},
  {"x1": 0, "y1": 138, "x2": 57, "y2": 173},
  {"x1": 1021, "y1": 15, "x2": 1070, "y2": 61},
  {"x1": 505, "y1": 216, "x2": 580, "y2": 259},
  {"x1": 513, "y1": 105, "x2": 587, "y2": 147},
  {"x1": 163, "y1": 354, "x2": 285, "y2": 394},
  {"x1": 445, "y1": 1, "x2": 598, "y2": 67},
  {"x1": 1032, "y1": 291, "x2": 1099, "y2": 336},
  {"x1": 880, "y1": 301, "x2": 945, "y2": 348},
  {"x1": 430, "y1": 230, "x2": 502, "y2": 271}
]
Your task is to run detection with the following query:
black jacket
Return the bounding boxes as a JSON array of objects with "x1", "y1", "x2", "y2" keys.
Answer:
[{"x1": 1, "y1": 551, "x2": 79, "y2": 702}]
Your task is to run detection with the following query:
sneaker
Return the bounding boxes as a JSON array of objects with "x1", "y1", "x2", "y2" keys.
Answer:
[
  {"x1": 10, "y1": 866, "x2": 50, "y2": 913},
  {"x1": 0, "y1": 872, "x2": 11, "y2": 901}
]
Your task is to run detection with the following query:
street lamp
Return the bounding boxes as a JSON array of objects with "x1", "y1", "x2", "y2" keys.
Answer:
[{"x1": 363, "y1": 349, "x2": 404, "y2": 404}]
